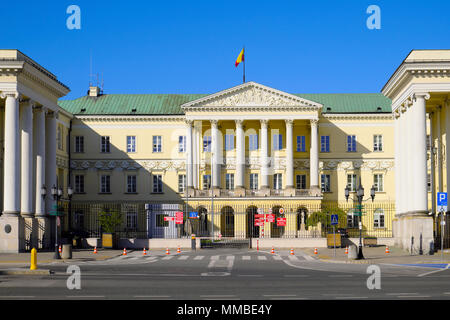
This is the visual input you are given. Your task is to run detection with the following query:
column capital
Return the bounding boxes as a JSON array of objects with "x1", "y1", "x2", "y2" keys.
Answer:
[
  {"x1": 285, "y1": 119, "x2": 294, "y2": 126},
  {"x1": 0, "y1": 91, "x2": 20, "y2": 99},
  {"x1": 185, "y1": 119, "x2": 193, "y2": 126},
  {"x1": 260, "y1": 119, "x2": 269, "y2": 128},
  {"x1": 413, "y1": 92, "x2": 430, "y2": 101},
  {"x1": 210, "y1": 119, "x2": 218, "y2": 128},
  {"x1": 235, "y1": 119, "x2": 244, "y2": 127},
  {"x1": 310, "y1": 119, "x2": 319, "y2": 126}
]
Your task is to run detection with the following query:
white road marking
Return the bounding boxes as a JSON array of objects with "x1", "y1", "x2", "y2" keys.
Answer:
[
  {"x1": 386, "y1": 293, "x2": 418, "y2": 296},
  {"x1": 418, "y1": 264, "x2": 450, "y2": 277},
  {"x1": 288, "y1": 256, "x2": 299, "y2": 261},
  {"x1": 161, "y1": 256, "x2": 174, "y2": 260},
  {"x1": 194, "y1": 256, "x2": 205, "y2": 260},
  {"x1": 178, "y1": 256, "x2": 189, "y2": 260},
  {"x1": 272, "y1": 256, "x2": 283, "y2": 260},
  {"x1": 242, "y1": 256, "x2": 251, "y2": 260},
  {"x1": 0, "y1": 296, "x2": 35, "y2": 298},
  {"x1": 211, "y1": 255, "x2": 219, "y2": 260},
  {"x1": 258, "y1": 256, "x2": 267, "y2": 260},
  {"x1": 397, "y1": 295, "x2": 431, "y2": 298},
  {"x1": 226, "y1": 255, "x2": 235, "y2": 260}
]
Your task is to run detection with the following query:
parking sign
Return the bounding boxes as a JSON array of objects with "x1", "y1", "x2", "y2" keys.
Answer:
[{"x1": 438, "y1": 192, "x2": 448, "y2": 212}]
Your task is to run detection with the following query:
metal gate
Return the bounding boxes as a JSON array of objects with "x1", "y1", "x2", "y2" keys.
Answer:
[{"x1": 434, "y1": 213, "x2": 450, "y2": 251}]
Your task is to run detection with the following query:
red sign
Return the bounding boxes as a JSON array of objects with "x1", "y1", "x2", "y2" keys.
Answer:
[
  {"x1": 175, "y1": 211, "x2": 184, "y2": 224},
  {"x1": 277, "y1": 218, "x2": 287, "y2": 226},
  {"x1": 254, "y1": 221, "x2": 264, "y2": 226},
  {"x1": 164, "y1": 216, "x2": 175, "y2": 221},
  {"x1": 265, "y1": 214, "x2": 275, "y2": 223},
  {"x1": 255, "y1": 214, "x2": 264, "y2": 218}
]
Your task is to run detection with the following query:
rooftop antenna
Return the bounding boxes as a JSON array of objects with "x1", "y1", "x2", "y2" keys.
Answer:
[{"x1": 101, "y1": 72, "x2": 104, "y2": 94}]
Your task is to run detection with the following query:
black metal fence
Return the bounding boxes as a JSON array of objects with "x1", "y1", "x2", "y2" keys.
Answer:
[{"x1": 63, "y1": 201, "x2": 396, "y2": 240}]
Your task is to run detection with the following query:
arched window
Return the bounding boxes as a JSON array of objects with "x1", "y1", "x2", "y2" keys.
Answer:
[
  {"x1": 297, "y1": 207, "x2": 308, "y2": 231},
  {"x1": 374, "y1": 209, "x2": 385, "y2": 228},
  {"x1": 221, "y1": 206, "x2": 234, "y2": 237},
  {"x1": 347, "y1": 209, "x2": 360, "y2": 228},
  {"x1": 246, "y1": 206, "x2": 259, "y2": 238}
]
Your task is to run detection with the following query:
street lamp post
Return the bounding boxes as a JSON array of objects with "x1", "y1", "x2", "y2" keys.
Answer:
[
  {"x1": 345, "y1": 177, "x2": 376, "y2": 260},
  {"x1": 52, "y1": 185, "x2": 63, "y2": 259}
]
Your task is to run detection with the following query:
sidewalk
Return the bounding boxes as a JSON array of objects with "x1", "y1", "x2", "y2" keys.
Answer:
[{"x1": 300, "y1": 246, "x2": 450, "y2": 265}]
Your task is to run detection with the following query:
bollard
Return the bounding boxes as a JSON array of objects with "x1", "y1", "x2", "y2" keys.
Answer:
[
  {"x1": 30, "y1": 248, "x2": 37, "y2": 270},
  {"x1": 191, "y1": 234, "x2": 196, "y2": 251}
]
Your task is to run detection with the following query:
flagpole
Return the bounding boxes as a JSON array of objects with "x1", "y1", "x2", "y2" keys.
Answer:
[{"x1": 243, "y1": 46, "x2": 246, "y2": 83}]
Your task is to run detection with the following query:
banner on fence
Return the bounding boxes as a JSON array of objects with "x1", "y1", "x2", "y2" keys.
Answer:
[{"x1": 277, "y1": 217, "x2": 286, "y2": 226}]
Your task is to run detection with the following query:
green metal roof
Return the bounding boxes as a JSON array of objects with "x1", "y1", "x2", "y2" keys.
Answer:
[{"x1": 58, "y1": 93, "x2": 392, "y2": 115}]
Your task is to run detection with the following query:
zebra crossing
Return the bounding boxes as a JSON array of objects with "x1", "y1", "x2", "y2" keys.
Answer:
[{"x1": 69, "y1": 253, "x2": 307, "y2": 266}]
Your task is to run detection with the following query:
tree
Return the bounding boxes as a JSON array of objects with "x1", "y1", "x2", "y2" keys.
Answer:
[
  {"x1": 306, "y1": 206, "x2": 347, "y2": 229},
  {"x1": 98, "y1": 210, "x2": 122, "y2": 233}
]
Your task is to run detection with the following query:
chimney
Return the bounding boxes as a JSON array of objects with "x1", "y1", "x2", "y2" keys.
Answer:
[{"x1": 88, "y1": 86, "x2": 101, "y2": 97}]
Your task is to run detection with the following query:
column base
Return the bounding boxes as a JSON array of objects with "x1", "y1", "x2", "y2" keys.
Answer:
[
  {"x1": 0, "y1": 215, "x2": 25, "y2": 253},
  {"x1": 23, "y1": 216, "x2": 39, "y2": 250},
  {"x1": 394, "y1": 211, "x2": 434, "y2": 254},
  {"x1": 35, "y1": 216, "x2": 51, "y2": 249}
]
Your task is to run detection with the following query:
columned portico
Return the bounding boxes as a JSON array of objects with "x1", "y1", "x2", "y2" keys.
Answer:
[
  {"x1": 260, "y1": 119, "x2": 269, "y2": 189},
  {"x1": 235, "y1": 119, "x2": 245, "y2": 189},
  {"x1": 211, "y1": 120, "x2": 221, "y2": 189},
  {"x1": 285, "y1": 119, "x2": 294, "y2": 189},
  {"x1": 20, "y1": 100, "x2": 34, "y2": 217},
  {"x1": 309, "y1": 119, "x2": 319, "y2": 190}
]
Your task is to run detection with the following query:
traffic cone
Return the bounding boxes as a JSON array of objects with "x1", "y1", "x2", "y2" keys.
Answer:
[
  {"x1": 123, "y1": 248, "x2": 127, "y2": 256},
  {"x1": 142, "y1": 247, "x2": 147, "y2": 256},
  {"x1": 177, "y1": 246, "x2": 181, "y2": 254},
  {"x1": 385, "y1": 246, "x2": 390, "y2": 254},
  {"x1": 166, "y1": 247, "x2": 170, "y2": 255},
  {"x1": 271, "y1": 246, "x2": 275, "y2": 254},
  {"x1": 345, "y1": 246, "x2": 348, "y2": 254},
  {"x1": 59, "y1": 245, "x2": 62, "y2": 254},
  {"x1": 314, "y1": 247, "x2": 318, "y2": 255},
  {"x1": 290, "y1": 248, "x2": 294, "y2": 255},
  {"x1": 93, "y1": 246, "x2": 97, "y2": 254}
]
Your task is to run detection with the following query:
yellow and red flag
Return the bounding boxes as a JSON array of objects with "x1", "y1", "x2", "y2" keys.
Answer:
[{"x1": 235, "y1": 48, "x2": 244, "y2": 67}]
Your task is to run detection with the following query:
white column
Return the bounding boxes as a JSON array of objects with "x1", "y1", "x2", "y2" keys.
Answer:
[
  {"x1": 211, "y1": 120, "x2": 221, "y2": 188},
  {"x1": 260, "y1": 119, "x2": 269, "y2": 188},
  {"x1": 436, "y1": 106, "x2": 442, "y2": 193},
  {"x1": 2, "y1": 92, "x2": 21, "y2": 215},
  {"x1": 445, "y1": 100, "x2": 450, "y2": 195},
  {"x1": 192, "y1": 122, "x2": 198, "y2": 189},
  {"x1": 20, "y1": 100, "x2": 34, "y2": 217},
  {"x1": 394, "y1": 112, "x2": 402, "y2": 215},
  {"x1": 235, "y1": 119, "x2": 245, "y2": 188},
  {"x1": 309, "y1": 119, "x2": 319, "y2": 188},
  {"x1": 403, "y1": 102, "x2": 412, "y2": 213},
  {"x1": 410, "y1": 93, "x2": 430, "y2": 213},
  {"x1": 34, "y1": 107, "x2": 46, "y2": 217},
  {"x1": 186, "y1": 120, "x2": 193, "y2": 189},
  {"x1": 45, "y1": 111, "x2": 57, "y2": 215},
  {"x1": 285, "y1": 119, "x2": 294, "y2": 188}
]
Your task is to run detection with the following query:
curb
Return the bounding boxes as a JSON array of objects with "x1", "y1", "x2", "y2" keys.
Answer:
[
  {"x1": 0, "y1": 269, "x2": 52, "y2": 275},
  {"x1": 318, "y1": 258, "x2": 373, "y2": 264}
]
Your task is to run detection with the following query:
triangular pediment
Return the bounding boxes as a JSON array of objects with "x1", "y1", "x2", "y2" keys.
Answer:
[{"x1": 181, "y1": 82, "x2": 323, "y2": 110}]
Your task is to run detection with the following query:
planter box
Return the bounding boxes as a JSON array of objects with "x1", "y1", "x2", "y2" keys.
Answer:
[
  {"x1": 363, "y1": 238, "x2": 377, "y2": 247},
  {"x1": 102, "y1": 233, "x2": 118, "y2": 249},
  {"x1": 327, "y1": 233, "x2": 342, "y2": 248}
]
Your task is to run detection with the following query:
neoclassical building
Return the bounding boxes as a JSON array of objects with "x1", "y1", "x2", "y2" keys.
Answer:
[{"x1": 0, "y1": 49, "x2": 448, "y2": 253}]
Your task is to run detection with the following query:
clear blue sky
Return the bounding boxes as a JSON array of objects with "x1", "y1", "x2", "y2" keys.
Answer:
[{"x1": 2, "y1": 0, "x2": 450, "y2": 100}]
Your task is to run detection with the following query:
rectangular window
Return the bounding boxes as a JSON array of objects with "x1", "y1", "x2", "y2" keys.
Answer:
[
  {"x1": 249, "y1": 134, "x2": 258, "y2": 151},
  {"x1": 273, "y1": 134, "x2": 283, "y2": 151},
  {"x1": 152, "y1": 136, "x2": 162, "y2": 153},
  {"x1": 178, "y1": 174, "x2": 186, "y2": 193},
  {"x1": 57, "y1": 127, "x2": 63, "y2": 150},
  {"x1": 374, "y1": 174, "x2": 384, "y2": 192},
  {"x1": 75, "y1": 136, "x2": 84, "y2": 153},
  {"x1": 203, "y1": 175, "x2": 211, "y2": 190},
  {"x1": 273, "y1": 173, "x2": 282, "y2": 190},
  {"x1": 225, "y1": 173, "x2": 234, "y2": 190},
  {"x1": 347, "y1": 135, "x2": 357, "y2": 152},
  {"x1": 373, "y1": 135, "x2": 383, "y2": 152},
  {"x1": 203, "y1": 136, "x2": 212, "y2": 152},
  {"x1": 179, "y1": 136, "x2": 186, "y2": 153},
  {"x1": 101, "y1": 136, "x2": 110, "y2": 153},
  {"x1": 250, "y1": 173, "x2": 259, "y2": 190},
  {"x1": 152, "y1": 175, "x2": 163, "y2": 193},
  {"x1": 74, "y1": 175, "x2": 84, "y2": 193},
  {"x1": 296, "y1": 174, "x2": 306, "y2": 190},
  {"x1": 347, "y1": 174, "x2": 357, "y2": 192},
  {"x1": 126, "y1": 211, "x2": 138, "y2": 230},
  {"x1": 427, "y1": 173, "x2": 431, "y2": 192},
  {"x1": 225, "y1": 134, "x2": 235, "y2": 151},
  {"x1": 321, "y1": 136, "x2": 330, "y2": 152},
  {"x1": 296, "y1": 136, "x2": 306, "y2": 152},
  {"x1": 127, "y1": 136, "x2": 136, "y2": 153},
  {"x1": 427, "y1": 134, "x2": 431, "y2": 151},
  {"x1": 321, "y1": 174, "x2": 331, "y2": 192},
  {"x1": 156, "y1": 214, "x2": 169, "y2": 228},
  {"x1": 127, "y1": 175, "x2": 137, "y2": 193},
  {"x1": 100, "y1": 175, "x2": 111, "y2": 193}
]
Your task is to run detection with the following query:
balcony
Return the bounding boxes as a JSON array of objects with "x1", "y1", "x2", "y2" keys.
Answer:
[{"x1": 189, "y1": 188, "x2": 320, "y2": 198}]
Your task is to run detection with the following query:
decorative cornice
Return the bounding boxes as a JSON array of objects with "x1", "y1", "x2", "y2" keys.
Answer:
[
  {"x1": 322, "y1": 113, "x2": 394, "y2": 120},
  {"x1": 74, "y1": 115, "x2": 186, "y2": 122}
]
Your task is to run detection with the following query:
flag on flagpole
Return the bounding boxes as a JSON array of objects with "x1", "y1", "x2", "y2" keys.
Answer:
[{"x1": 235, "y1": 48, "x2": 244, "y2": 67}]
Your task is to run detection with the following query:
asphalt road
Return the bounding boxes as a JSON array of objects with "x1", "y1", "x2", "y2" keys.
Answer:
[{"x1": 0, "y1": 248, "x2": 450, "y2": 300}]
